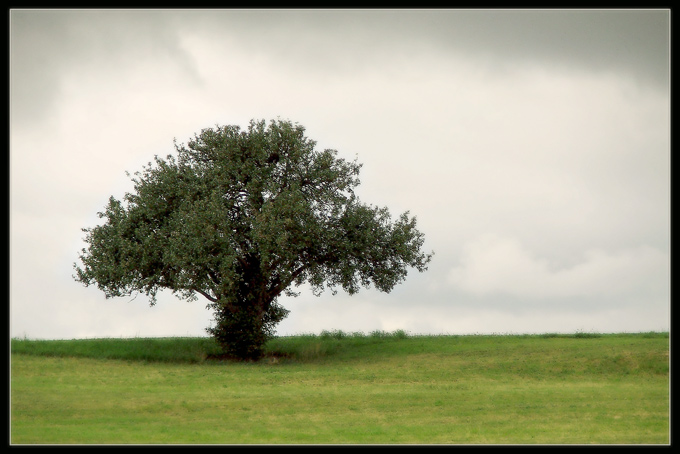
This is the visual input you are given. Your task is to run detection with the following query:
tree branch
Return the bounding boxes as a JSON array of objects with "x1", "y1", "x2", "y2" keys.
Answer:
[
  {"x1": 267, "y1": 264, "x2": 307, "y2": 299},
  {"x1": 193, "y1": 287, "x2": 218, "y2": 303},
  {"x1": 207, "y1": 269, "x2": 221, "y2": 286}
]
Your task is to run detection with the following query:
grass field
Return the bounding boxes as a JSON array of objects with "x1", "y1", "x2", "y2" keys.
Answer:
[{"x1": 10, "y1": 331, "x2": 669, "y2": 445}]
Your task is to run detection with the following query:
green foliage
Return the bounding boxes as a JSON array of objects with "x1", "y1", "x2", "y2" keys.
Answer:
[{"x1": 74, "y1": 119, "x2": 433, "y2": 360}]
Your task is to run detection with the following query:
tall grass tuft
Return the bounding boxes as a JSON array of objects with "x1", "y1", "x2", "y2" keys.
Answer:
[{"x1": 265, "y1": 329, "x2": 411, "y2": 362}]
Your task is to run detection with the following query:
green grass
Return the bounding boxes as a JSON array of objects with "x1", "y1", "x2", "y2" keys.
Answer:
[{"x1": 10, "y1": 331, "x2": 669, "y2": 444}]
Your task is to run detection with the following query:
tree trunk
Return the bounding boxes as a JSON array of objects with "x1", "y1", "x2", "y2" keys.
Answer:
[
  {"x1": 207, "y1": 295, "x2": 269, "y2": 361},
  {"x1": 206, "y1": 254, "x2": 290, "y2": 361}
]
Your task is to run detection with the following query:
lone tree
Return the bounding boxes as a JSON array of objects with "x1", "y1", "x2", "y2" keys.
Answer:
[{"x1": 74, "y1": 119, "x2": 433, "y2": 360}]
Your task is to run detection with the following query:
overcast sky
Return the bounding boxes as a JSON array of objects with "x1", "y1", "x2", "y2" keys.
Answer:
[{"x1": 10, "y1": 9, "x2": 670, "y2": 339}]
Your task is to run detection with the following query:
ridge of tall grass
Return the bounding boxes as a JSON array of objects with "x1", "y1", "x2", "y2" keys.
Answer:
[
  {"x1": 8, "y1": 329, "x2": 410, "y2": 364},
  {"x1": 9, "y1": 336, "x2": 222, "y2": 364},
  {"x1": 10, "y1": 330, "x2": 668, "y2": 365}
]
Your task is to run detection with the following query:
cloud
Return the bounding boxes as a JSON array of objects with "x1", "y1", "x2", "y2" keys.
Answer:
[
  {"x1": 174, "y1": 9, "x2": 670, "y2": 90},
  {"x1": 448, "y1": 234, "x2": 669, "y2": 300},
  {"x1": 9, "y1": 10, "x2": 199, "y2": 128}
]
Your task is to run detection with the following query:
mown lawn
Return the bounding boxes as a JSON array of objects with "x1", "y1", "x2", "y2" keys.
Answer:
[{"x1": 10, "y1": 332, "x2": 669, "y2": 444}]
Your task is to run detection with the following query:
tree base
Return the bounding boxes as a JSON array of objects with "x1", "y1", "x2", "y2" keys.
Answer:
[{"x1": 205, "y1": 351, "x2": 292, "y2": 363}]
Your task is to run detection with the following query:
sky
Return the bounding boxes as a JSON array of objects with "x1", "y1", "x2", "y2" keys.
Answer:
[{"x1": 9, "y1": 9, "x2": 670, "y2": 339}]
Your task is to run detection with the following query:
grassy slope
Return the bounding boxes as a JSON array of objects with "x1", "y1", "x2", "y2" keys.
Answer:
[{"x1": 10, "y1": 332, "x2": 669, "y2": 444}]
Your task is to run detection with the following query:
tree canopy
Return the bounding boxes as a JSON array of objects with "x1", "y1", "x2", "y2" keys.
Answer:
[{"x1": 75, "y1": 119, "x2": 433, "y2": 360}]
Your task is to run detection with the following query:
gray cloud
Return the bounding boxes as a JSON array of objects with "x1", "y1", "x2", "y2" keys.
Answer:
[
  {"x1": 11, "y1": 9, "x2": 668, "y2": 127},
  {"x1": 10, "y1": 10, "x2": 200, "y2": 127},
  {"x1": 447, "y1": 234, "x2": 669, "y2": 300},
  {"x1": 170, "y1": 9, "x2": 669, "y2": 88}
]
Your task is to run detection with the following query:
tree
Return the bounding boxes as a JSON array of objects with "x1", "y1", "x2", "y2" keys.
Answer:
[{"x1": 74, "y1": 119, "x2": 433, "y2": 360}]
